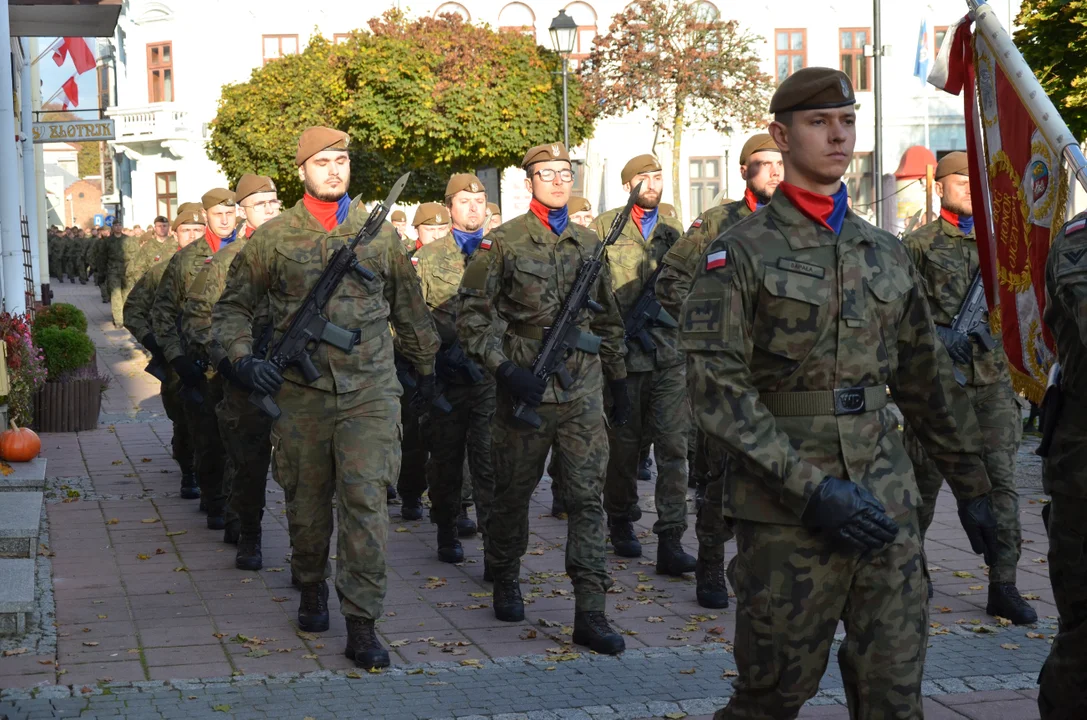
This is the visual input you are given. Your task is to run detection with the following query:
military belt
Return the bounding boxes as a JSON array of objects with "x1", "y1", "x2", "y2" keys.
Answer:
[
  {"x1": 509, "y1": 322, "x2": 550, "y2": 341},
  {"x1": 760, "y1": 385, "x2": 888, "y2": 417}
]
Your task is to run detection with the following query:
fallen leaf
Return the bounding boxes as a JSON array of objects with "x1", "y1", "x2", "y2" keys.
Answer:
[
  {"x1": 406, "y1": 668, "x2": 424, "y2": 675},
  {"x1": 0, "y1": 462, "x2": 12, "y2": 476},
  {"x1": 82, "y1": 641, "x2": 99, "y2": 647},
  {"x1": 520, "y1": 629, "x2": 537, "y2": 640},
  {"x1": 246, "y1": 649, "x2": 269, "y2": 658},
  {"x1": 271, "y1": 597, "x2": 289, "y2": 603},
  {"x1": 136, "y1": 553, "x2": 150, "y2": 560},
  {"x1": 141, "y1": 458, "x2": 152, "y2": 463},
  {"x1": 213, "y1": 633, "x2": 225, "y2": 639},
  {"x1": 265, "y1": 567, "x2": 284, "y2": 573},
  {"x1": 141, "y1": 519, "x2": 158, "y2": 524},
  {"x1": 345, "y1": 671, "x2": 363, "y2": 679},
  {"x1": 647, "y1": 616, "x2": 664, "y2": 623},
  {"x1": 968, "y1": 585, "x2": 984, "y2": 591},
  {"x1": 952, "y1": 571, "x2": 974, "y2": 579},
  {"x1": 212, "y1": 705, "x2": 231, "y2": 712},
  {"x1": 468, "y1": 592, "x2": 489, "y2": 598},
  {"x1": 1027, "y1": 632, "x2": 1047, "y2": 639},
  {"x1": 936, "y1": 606, "x2": 952, "y2": 613},
  {"x1": 96, "y1": 614, "x2": 107, "y2": 620},
  {"x1": 105, "y1": 519, "x2": 119, "y2": 525},
  {"x1": 173, "y1": 567, "x2": 188, "y2": 572},
  {"x1": 395, "y1": 527, "x2": 410, "y2": 533},
  {"x1": 240, "y1": 578, "x2": 252, "y2": 584},
  {"x1": 995, "y1": 617, "x2": 1013, "y2": 628},
  {"x1": 1022, "y1": 592, "x2": 1040, "y2": 600},
  {"x1": 1001, "y1": 643, "x2": 1020, "y2": 650},
  {"x1": 296, "y1": 631, "x2": 318, "y2": 641},
  {"x1": 722, "y1": 669, "x2": 739, "y2": 678},
  {"x1": 459, "y1": 659, "x2": 481, "y2": 667},
  {"x1": 111, "y1": 460, "x2": 123, "y2": 465},
  {"x1": 666, "y1": 713, "x2": 687, "y2": 720},
  {"x1": 1033, "y1": 557, "x2": 1048, "y2": 564},
  {"x1": 302, "y1": 654, "x2": 318, "y2": 660},
  {"x1": 679, "y1": 668, "x2": 696, "y2": 675},
  {"x1": 390, "y1": 640, "x2": 411, "y2": 648},
  {"x1": 166, "y1": 531, "x2": 187, "y2": 537},
  {"x1": 155, "y1": 548, "x2": 166, "y2": 555}
]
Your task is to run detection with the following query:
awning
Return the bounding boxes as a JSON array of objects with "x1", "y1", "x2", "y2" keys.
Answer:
[
  {"x1": 9, "y1": 0, "x2": 121, "y2": 37},
  {"x1": 894, "y1": 145, "x2": 938, "y2": 181}
]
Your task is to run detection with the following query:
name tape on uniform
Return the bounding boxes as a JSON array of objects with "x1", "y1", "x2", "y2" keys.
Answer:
[{"x1": 705, "y1": 250, "x2": 728, "y2": 271}]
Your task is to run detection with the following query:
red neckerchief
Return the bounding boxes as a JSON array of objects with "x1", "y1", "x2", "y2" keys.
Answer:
[
  {"x1": 744, "y1": 187, "x2": 760, "y2": 213},
  {"x1": 528, "y1": 198, "x2": 553, "y2": 230},
  {"x1": 777, "y1": 181, "x2": 835, "y2": 232},
  {"x1": 940, "y1": 207, "x2": 960, "y2": 226},
  {"x1": 303, "y1": 193, "x2": 339, "y2": 232},
  {"x1": 415, "y1": 238, "x2": 423, "y2": 251},
  {"x1": 204, "y1": 225, "x2": 222, "y2": 253},
  {"x1": 630, "y1": 204, "x2": 646, "y2": 232},
  {"x1": 245, "y1": 224, "x2": 256, "y2": 239}
]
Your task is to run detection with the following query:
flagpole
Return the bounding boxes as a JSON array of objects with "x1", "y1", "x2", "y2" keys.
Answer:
[{"x1": 30, "y1": 37, "x2": 62, "y2": 67}]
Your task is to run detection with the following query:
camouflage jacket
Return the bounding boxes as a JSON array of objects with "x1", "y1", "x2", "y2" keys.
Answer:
[
  {"x1": 213, "y1": 199, "x2": 440, "y2": 394},
  {"x1": 123, "y1": 257, "x2": 173, "y2": 343},
  {"x1": 88, "y1": 235, "x2": 108, "y2": 274},
  {"x1": 903, "y1": 217, "x2": 1009, "y2": 386},
  {"x1": 104, "y1": 234, "x2": 134, "y2": 287},
  {"x1": 592, "y1": 208, "x2": 684, "y2": 371},
  {"x1": 152, "y1": 236, "x2": 223, "y2": 363},
  {"x1": 456, "y1": 211, "x2": 627, "y2": 404},
  {"x1": 678, "y1": 191, "x2": 991, "y2": 525},
  {"x1": 656, "y1": 200, "x2": 752, "y2": 319},
  {"x1": 414, "y1": 234, "x2": 471, "y2": 346}
]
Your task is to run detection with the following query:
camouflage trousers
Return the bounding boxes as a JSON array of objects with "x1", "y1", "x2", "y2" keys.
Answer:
[
  {"x1": 905, "y1": 379, "x2": 1022, "y2": 583},
  {"x1": 270, "y1": 382, "x2": 399, "y2": 621},
  {"x1": 160, "y1": 369, "x2": 194, "y2": 476},
  {"x1": 64, "y1": 255, "x2": 87, "y2": 283},
  {"x1": 396, "y1": 391, "x2": 427, "y2": 500},
  {"x1": 110, "y1": 282, "x2": 133, "y2": 328},
  {"x1": 217, "y1": 382, "x2": 273, "y2": 534},
  {"x1": 95, "y1": 269, "x2": 109, "y2": 301},
  {"x1": 424, "y1": 379, "x2": 495, "y2": 533},
  {"x1": 1038, "y1": 492, "x2": 1087, "y2": 719},
  {"x1": 487, "y1": 388, "x2": 612, "y2": 611},
  {"x1": 182, "y1": 373, "x2": 226, "y2": 514},
  {"x1": 694, "y1": 432, "x2": 733, "y2": 564},
  {"x1": 717, "y1": 515, "x2": 928, "y2": 720},
  {"x1": 603, "y1": 367, "x2": 689, "y2": 534}
]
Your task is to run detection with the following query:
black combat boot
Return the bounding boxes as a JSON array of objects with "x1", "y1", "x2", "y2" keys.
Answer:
[
  {"x1": 436, "y1": 525, "x2": 464, "y2": 564},
  {"x1": 297, "y1": 581, "x2": 330, "y2": 632},
  {"x1": 344, "y1": 616, "x2": 390, "y2": 669},
  {"x1": 235, "y1": 532, "x2": 262, "y2": 571},
  {"x1": 573, "y1": 611, "x2": 625, "y2": 655},
  {"x1": 223, "y1": 519, "x2": 240, "y2": 545},
  {"x1": 401, "y1": 495, "x2": 424, "y2": 521},
  {"x1": 387, "y1": 485, "x2": 398, "y2": 502},
  {"x1": 550, "y1": 491, "x2": 567, "y2": 518},
  {"x1": 457, "y1": 505, "x2": 477, "y2": 537},
  {"x1": 206, "y1": 502, "x2": 226, "y2": 530},
  {"x1": 987, "y1": 583, "x2": 1038, "y2": 625},
  {"x1": 180, "y1": 472, "x2": 200, "y2": 500},
  {"x1": 608, "y1": 519, "x2": 642, "y2": 558},
  {"x1": 637, "y1": 456, "x2": 652, "y2": 482},
  {"x1": 695, "y1": 558, "x2": 729, "y2": 609},
  {"x1": 493, "y1": 578, "x2": 524, "y2": 622},
  {"x1": 656, "y1": 528, "x2": 696, "y2": 576},
  {"x1": 198, "y1": 498, "x2": 207, "y2": 513}
]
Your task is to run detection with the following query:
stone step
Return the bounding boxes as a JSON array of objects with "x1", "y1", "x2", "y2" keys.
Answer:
[
  {"x1": 0, "y1": 491, "x2": 42, "y2": 558},
  {"x1": 0, "y1": 558, "x2": 34, "y2": 636},
  {"x1": 0, "y1": 458, "x2": 47, "y2": 492}
]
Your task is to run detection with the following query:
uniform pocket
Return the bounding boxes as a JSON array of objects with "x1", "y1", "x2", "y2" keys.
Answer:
[
  {"x1": 921, "y1": 247, "x2": 968, "y2": 317},
  {"x1": 752, "y1": 267, "x2": 831, "y2": 360},
  {"x1": 509, "y1": 254, "x2": 554, "y2": 311},
  {"x1": 273, "y1": 244, "x2": 319, "y2": 298}
]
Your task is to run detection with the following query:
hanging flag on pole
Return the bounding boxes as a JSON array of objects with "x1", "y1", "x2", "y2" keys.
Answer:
[
  {"x1": 913, "y1": 19, "x2": 930, "y2": 83},
  {"x1": 60, "y1": 76, "x2": 79, "y2": 110},
  {"x1": 53, "y1": 37, "x2": 96, "y2": 75}
]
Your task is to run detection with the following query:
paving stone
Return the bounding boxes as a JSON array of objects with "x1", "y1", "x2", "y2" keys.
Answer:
[
  {"x1": 0, "y1": 458, "x2": 47, "y2": 491},
  {"x1": 0, "y1": 557, "x2": 34, "y2": 635}
]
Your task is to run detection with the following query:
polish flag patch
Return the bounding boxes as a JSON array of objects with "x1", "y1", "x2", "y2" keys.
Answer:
[
  {"x1": 689, "y1": 218, "x2": 703, "y2": 230},
  {"x1": 410, "y1": 256, "x2": 419, "y2": 267},
  {"x1": 1067, "y1": 218, "x2": 1087, "y2": 236},
  {"x1": 705, "y1": 250, "x2": 728, "y2": 271},
  {"x1": 480, "y1": 237, "x2": 493, "y2": 251}
]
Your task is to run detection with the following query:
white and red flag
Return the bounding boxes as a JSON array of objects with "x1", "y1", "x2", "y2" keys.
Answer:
[
  {"x1": 53, "y1": 37, "x2": 96, "y2": 75},
  {"x1": 60, "y1": 76, "x2": 79, "y2": 110}
]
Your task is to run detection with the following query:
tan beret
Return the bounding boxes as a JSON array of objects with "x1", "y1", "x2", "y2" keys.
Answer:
[
  {"x1": 390, "y1": 210, "x2": 407, "y2": 223},
  {"x1": 487, "y1": 202, "x2": 501, "y2": 215},
  {"x1": 235, "y1": 174, "x2": 277, "y2": 202},
  {"x1": 770, "y1": 67, "x2": 856, "y2": 114},
  {"x1": 935, "y1": 151, "x2": 970, "y2": 180},
  {"x1": 172, "y1": 202, "x2": 205, "y2": 231},
  {"x1": 295, "y1": 126, "x2": 350, "y2": 167},
  {"x1": 413, "y1": 202, "x2": 450, "y2": 227},
  {"x1": 568, "y1": 196, "x2": 592, "y2": 214},
  {"x1": 621, "y1": 154, "x2": 662, "y2": 185},
  {"x1": 739, "y1": 133, "x2": 780, "y2": 165},
  {"x1": 522, "y1": 142, "x2": 570, "y2": 168},
  {"x1": 659, "y1": 202, "x2": 677, "y2": 218},
  {"x1": 445, "y1": 173, "x2": 487, "y2": 200},
  {"x1": 201, "y1": 188, "x2": 236, "y2": 210}
]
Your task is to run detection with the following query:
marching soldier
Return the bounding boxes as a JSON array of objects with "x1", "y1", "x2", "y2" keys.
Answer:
[
  {"x1": 214, "y1": 126, "x2": 440, "y2": 669},
  {"x1": 105, "y1": 224, "x2": 132, "y2": 326},
  {"x1": 121, "y1": 216, "x2": 174, "y2": 310},
  {"x1": 91, "y1": 227, "x2": 111, "y2": 302},
  {"x1": 390, "y1": 209, "x2": 409, "y2": 247},
  {"x1": 1037, "y1": 212, "x2": 1087, "y2": 718},
  {"x1": 413, "y1": 203, "x2": 451, "y2": 248},
  {"x1": 902, "y1": 152, "x2": 1036, "y2": 624},
  {"x1": 457, "y1": 141, "x2": 629, "y2": 654},
  {"x1": 679, "y1": 68, "x2": 999, "y2": 718},
  {"x1": 592, "y1": 154, "x2": 695, "y2": 576},
  {"x1": 570, "y1": 197, "x2": 593, "y2": 227},
  {"x1": 486, "y1": 202, "x2": 502, "y2": 233}
]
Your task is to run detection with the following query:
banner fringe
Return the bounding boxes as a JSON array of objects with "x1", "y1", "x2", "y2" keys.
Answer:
[{"x1": 1010, "y1": 366, "x2": 1046, "y2": 405}]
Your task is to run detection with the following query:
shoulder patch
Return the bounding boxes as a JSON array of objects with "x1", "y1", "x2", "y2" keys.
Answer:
[
  {"x1": 705, "y1": 250, "x2": 727, "y2": 271},
  {"x1": 480, "y1": 237, "x2": 493, "y2": 251},
  {"x1": 411, "y1": 255, "x2": 420, "y2": 267},
  {"x1": 689, "y1": 218, "x2": 703, "y2": 230},
  {"x1": 1062, "y1": 247, "x2": 1087, "y2": 267},
  {"x1": 1066, "y1": 218, "x2": 1087, "y2": 237},
  {"x1": 204, "y1": 256, "x2": 214, "y2": 264}
]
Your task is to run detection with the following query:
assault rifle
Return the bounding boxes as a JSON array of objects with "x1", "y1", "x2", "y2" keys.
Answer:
[
  {"x1": 436, "y1": 340, "x2": 485, "y2": 385},
  {"x1": 948, "y1": 270, "x2": 997, "y2": 385},
  {"x1": 624, "y1": 263, "x2": 678, "y2": 352},
  {"x1": 250, "y1": 174, "x2": 409, "y2": 419},
  {"x1": 1036, "y1": 363, "x2": 1062, "y2": 458},
  {"x1": 512, "y1": 182, "x2": 642, "y2": 428},
  {"x1": 395, "y1": 352, "x2": 453, "y2": 414}
]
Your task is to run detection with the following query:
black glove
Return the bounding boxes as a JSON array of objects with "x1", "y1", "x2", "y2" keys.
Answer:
[
  {"x1": 217, "y1": 357, "x2": 236, "y2": 384},
  {"x1": 170, "y1": 356, "x2": 204, "y2": 388},
  {"x1": 958, "y1": 495, "x2": 999, "y2": 566},
  {"x1": 801, "y1": 476, "x2": 900, "y2": 554},
  {"x1": 140, "y1": 333, "x2": 164, "y2": 362},
  {"x1": 607, "y1": 379, "x2": 631, "y2": 427},
  {"x1": 497, "y1": 360, "x2": 546, "y2": 407},
  {"x1": 413, "y1": 373, "x2": 438, "y2": 409},
  {"x1": 936, "y1": 326, "x2": 973, "y2": 365},
  {"x1": 234, "y1": 355, "x2": 284, "y2": 396}
]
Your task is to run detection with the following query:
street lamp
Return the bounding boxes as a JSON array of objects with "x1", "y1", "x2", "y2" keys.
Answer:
[{"x1": 549, "y1": 9, "x2": 577, "y2": 150}]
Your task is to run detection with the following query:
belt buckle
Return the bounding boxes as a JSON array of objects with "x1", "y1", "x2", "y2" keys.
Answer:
[{"x1": 833, "y1": 387, "x2": 866, "y2": 415}]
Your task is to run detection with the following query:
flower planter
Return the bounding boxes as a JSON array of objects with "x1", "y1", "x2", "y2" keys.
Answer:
[{"x1": 31, "y1": 379, "x2": 103, "y2": 433}]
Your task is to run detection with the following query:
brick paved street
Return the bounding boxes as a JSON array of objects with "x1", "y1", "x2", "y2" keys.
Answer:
[{"x1": 0, "y1": 283, "x2": 1058, "y2": 719}]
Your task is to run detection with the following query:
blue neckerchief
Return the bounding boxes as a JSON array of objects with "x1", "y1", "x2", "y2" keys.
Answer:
[
  {"x1": 640, "y1": 207, "x2": 659, "y2": 239},
  {"x1": 827, "y1": 183, "x2": 849, "y2": 235},
  {"x1": 336, "y1": 194, "x2": 352, "y2": 226},
  {"x1": 219, "y1": 228, "x2": 237, "y2": 246},
  {"x1": 548, "y1": 205, "x2": 568, "y2": 236},
  {"x1": 958, "y1": 215, "x2": 975, "y2": 234},
  {"x1": 452, "y1": 227, "x2": 484, "y2": 256}
]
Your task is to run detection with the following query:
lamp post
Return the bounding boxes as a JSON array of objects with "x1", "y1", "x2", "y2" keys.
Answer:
[{"x1": 549, "y1": 9, "x2": 577, "y2": 149}]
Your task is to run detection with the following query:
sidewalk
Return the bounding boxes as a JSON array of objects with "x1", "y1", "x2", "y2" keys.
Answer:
[{"x1": 0, "y1": 282, "x2": 1055, "y2": 719}]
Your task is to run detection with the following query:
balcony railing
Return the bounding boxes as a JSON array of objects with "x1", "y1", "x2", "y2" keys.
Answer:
[{"x1": 107, "y1": 103, "x2": 194, "y2": 144}]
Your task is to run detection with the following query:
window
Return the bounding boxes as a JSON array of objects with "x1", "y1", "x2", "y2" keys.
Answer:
[
  {"x1": 434, "y1": 2, "x2": 470, "y2": 21},
  {"x1": 155, "y1": 172, "x2": 177, "y2": 221},
  {"x1": 840, "y1": 28, "x2": 871, "y2": 91},
  {"x1": 570, "y1": 159, "x2": 587, "y2": 198},
  {"x1": 262, "y1": 34, "x2": 299, "y2": 65},
  {"x1": 844, "y1": 152, "x2": 873, "y2": 210},
  {"x1": 565, "y1": 2, "x2": 598, "y2": 62},
  {"x1": 934, "y1": 25, "x2": 949, "y2": 56},
  {"x1": 498, "y1": 2, "x2": 535, "y2": 35},
  {"x1": 775, "y1": 29, "x2": 806, "y2": 83},
  {"x1": 97, "y1": 64, "x2": 110, "y2": 109},
  {"x1": 689, "y1": 157, "x2": 721, "y2": 219},
  {"x1": 146, "y1": 42, "x2": 173, "y2": 103},
  {"x1": 333, "y1": 33, "x2": 353, "y2": 44}
]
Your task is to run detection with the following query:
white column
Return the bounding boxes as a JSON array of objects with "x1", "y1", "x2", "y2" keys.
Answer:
[
  {"x1": 20, "y1": 39, "x2": 40, "y2": 302},
  {"x1": 31, "y1": 39, "x2": 48, "y2": 295},
  {"x1": 0, "y1": 4, "x2": 26, "y2": 314}
]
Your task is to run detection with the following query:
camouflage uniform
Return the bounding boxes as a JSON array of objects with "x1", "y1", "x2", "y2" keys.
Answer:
[
  {"x1": 679, "y1": 192, "x2": 992, "y2": 719},
  {"x1": 91, "y1": 233, "x2": 111, "y2": 301},
  {"x1": 591, "y1": 209, "x2": 688, "y2": 535},
  {"x1": 64, "y1": 235, "x2": 88, "y2": 283},
  {"x1": 214, "y1": 199, "x2": 440, "y2": 621},
  {"x1": 47, "y1": 233, "x2": 64, "y2": 280},
  {"x1": 395, "y1": 248, "x2": 429, "y2": 505},
  {"x1": 457, "y1": 212, "x2": 627, "y2": 610},
  {"x1": 902, "y1": 217, "x2": 1023, "y2": 584},
  {"x1": 1038, "y1": 214, "x2": 1087, "y2": 718},
  {"x1": 106, "y1": 232, "x2": 136, "y2": 326}
]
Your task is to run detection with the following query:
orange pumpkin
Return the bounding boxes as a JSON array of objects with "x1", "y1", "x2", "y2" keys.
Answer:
[{"x1": 0, "y1": 421, "x2": 41, "y2": 462}]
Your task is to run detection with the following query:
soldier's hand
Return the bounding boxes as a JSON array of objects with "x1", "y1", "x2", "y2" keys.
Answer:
[
  {"x1": 607, "y1": 379, "x2": 631, "y2": 427},
  {"x1": 497, "y1": 360, "x2": 546, "y2": 407},
  {"x1": 170, "y1": 356, "x2": 205, "y2": 388},
  {"x1": 234, "y1": 355, "x2": 284, "y2": 396},
  {"x1": 413, "y1": 373, "x2": 439, "y2": 409},
  {"x1": 936, "y1": 326, "x2": 973, "y2": 365},
  {"x1": 216, "y1": 358, "x2": 236, "y2": 384},
  {"x1": 801, "y1": 476, "x2": 899, "y2": 554},
  {"x1": 957, "y1": 495, "x2": 999, "y2": 566},
  {"x1": 141, "y1": 334, "x2": 166, "y2": 364}
]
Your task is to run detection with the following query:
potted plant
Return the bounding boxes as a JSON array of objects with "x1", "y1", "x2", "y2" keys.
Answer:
[
  {"x1": 30, "y1": 304, "x2": 108, "y2": 432},
  {"x1": 0, "y1": 312, "x2": 48, "y2": 429}
]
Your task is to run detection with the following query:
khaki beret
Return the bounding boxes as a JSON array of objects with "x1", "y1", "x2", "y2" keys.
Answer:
[
  {"x1": 621, "y1": 154, "x2": 662, "y2": 185},
  {"x1": 445, "y1": 173, "x2": 487, "y2": 200},
  {"x1": 739, "y1": 133, "x2": 780, "y2": 165},
  {"x1": 295, "y1": 126, "x2": 350, "y2": 167},
  {"x1": 172, "y1": 202, "x2": 205, "y2": 231},
  {"x1": 487, "y1": 202, "x2": 501, "y2": 215},
  {"x1": 413, "y1": 202, "x2": 450, "y2": 227},
  {"x1": 935, "y1": 151, "x2": 970, "y2": 180},
  {"x1": 522, "y1": 142, "x2": 570, "y2": 168},
  {"x1": 770, "y1": 67, "x2": 856, "y2": 114},
  {"x1": 659, "y1": 202, "x2": 677, "y2": 218},
  {"x1": 568, "y1": 197, "x2": 592, "y2": 214},
  {"x1": 390, "y1": 210, "x2": 407, "y2": 223},
  {"x1": 201, "y1": 188, "x2": 236, "y2": 210},
  {"x1": 235, "y1": 174, "x2": 277, "y2": 202}
]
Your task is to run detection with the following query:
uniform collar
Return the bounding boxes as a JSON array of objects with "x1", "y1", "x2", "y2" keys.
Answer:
[
  {"x1": 938, "y1": 214, "x2": 974, "y2": 239},
  {"x1": 767, "y1": 190, "x2": 843, "y2": 249},
  {"x1": 526, "y1": 211, "x2": 585, "y2": 247}
]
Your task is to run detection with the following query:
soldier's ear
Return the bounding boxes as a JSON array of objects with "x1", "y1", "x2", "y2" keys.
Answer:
[
  {"x1": 934, "y1": 180, "x2": 945, "y2": 200},
  {"x1": 768, "y1": 122, "x2": 789, "y2": 154},
  {"x1": 297, "y1": 166, "x2": 306, "y2": 184}
]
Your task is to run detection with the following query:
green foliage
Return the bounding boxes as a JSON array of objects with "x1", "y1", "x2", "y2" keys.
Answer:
[
  {"x1": 208, "y1": 12, "x2": 595, "y2": 204},
  {"x1": 77, "y1": 143, "x2": 101, "y2": 179},
  {"x1": 34, "y1": 303, "x2": 88, "y2": 333},
  {"x1": 1015, "y1": 1, "x2": 1087, "y2": 141},
  {"x1": 32, "y1": 327, "x2": 94, "y2": 380}
]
